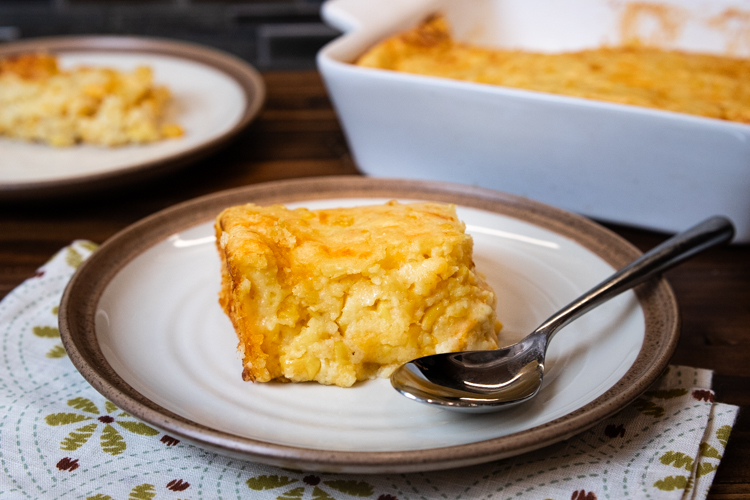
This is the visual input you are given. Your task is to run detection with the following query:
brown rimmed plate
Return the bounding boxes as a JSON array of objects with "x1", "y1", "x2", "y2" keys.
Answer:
[
  {"x1": 0, "y1": 36, "x2": 265, "y2": 200},
  {"x1": 58, "y1": 176, "x2": 679, "y2": 473}
]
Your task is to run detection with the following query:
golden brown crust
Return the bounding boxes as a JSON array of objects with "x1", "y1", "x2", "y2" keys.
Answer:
[
  {"x1": 0, "y1": 53, "x2": 59, "y2": 80},
  {"x1": 356, "y1": 15, "x2": 750, "y2": 124}
]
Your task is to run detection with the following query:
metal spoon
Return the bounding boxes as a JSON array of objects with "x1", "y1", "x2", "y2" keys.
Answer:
[{"x1": 390, "y1": 216, "x2": 735, "y2": 413}]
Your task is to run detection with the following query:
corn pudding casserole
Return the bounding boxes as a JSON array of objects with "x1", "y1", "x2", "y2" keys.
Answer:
[
  {"x1": 356, "y1": 15, "x2": 750, "y2": 124},
  {"x1": 0, "y1": 53, "x2": 183, "y2": 147},
  {"x1": 215, "y1": 201, "x2": 501, "y2": 387}
]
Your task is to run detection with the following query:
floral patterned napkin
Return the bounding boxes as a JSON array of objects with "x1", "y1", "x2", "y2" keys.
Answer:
[{"x1": 0, "y1": 241, "x2": 739, "y2": 500}]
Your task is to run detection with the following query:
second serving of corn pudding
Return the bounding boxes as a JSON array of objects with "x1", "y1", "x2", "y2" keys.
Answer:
[
  {"x1": 215, "y1": 201, "x2": 501, "y2": 388},
  {"x1": 0, "y1": 53, "x2": 183, "y2": 147}
]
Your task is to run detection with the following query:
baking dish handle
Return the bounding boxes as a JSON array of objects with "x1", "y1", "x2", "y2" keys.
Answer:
[{"x1": 321, "y1": 0, "x2": 437, "y2": 33}]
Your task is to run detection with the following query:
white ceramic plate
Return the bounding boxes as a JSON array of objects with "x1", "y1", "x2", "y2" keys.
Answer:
[
  {"x1": 59, "y1": 177, "x2": 679, "y2": 473},
  {"x1": 0, "y1": 36, "x2": 265, "y2": 199}
]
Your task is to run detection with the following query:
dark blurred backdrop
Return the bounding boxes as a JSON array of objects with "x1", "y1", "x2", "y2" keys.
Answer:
[{"x1": 0, "y1": 0, "x2": 340, "y2": 69}]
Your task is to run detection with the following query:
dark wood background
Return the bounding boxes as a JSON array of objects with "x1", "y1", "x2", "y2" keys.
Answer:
[{"x1": 1, "y1": 71, "x2": 747, "y2": 498}]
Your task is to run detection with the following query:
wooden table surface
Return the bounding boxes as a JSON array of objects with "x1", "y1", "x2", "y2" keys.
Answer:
[{"x1": 1, "y1": 71, "x2": 748, "y2": 498}]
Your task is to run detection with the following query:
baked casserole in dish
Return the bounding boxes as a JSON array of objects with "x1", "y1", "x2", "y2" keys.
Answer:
[{"x1": 317, "y1": 0, "x2": 750, "y2": 241}]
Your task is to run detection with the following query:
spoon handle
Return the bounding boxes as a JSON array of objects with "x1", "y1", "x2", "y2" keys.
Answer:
[{"x1": 536, "y1": 216, "x2": 735, "y2": 342}]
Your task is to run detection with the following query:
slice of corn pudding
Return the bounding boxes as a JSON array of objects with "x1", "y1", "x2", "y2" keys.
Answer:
[
  {"x1": 0, "y1": 53, "x2": 183, "y2": 147},
  {"x1": 215, "y1": 201, "x2": 501, "y2": 387}
]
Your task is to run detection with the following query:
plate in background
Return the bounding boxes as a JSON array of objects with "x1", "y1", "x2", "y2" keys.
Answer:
[
  {"x1": 0, "y1": 36, "x2": 265, "y2": 200},
  {"x1": 58, "y1": 177, "x2": 680, "y2": 473}
]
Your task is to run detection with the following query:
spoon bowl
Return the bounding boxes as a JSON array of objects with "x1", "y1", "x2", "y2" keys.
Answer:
[{"x1": 391, "y1": 216, "x2": 735, "y2": 413}]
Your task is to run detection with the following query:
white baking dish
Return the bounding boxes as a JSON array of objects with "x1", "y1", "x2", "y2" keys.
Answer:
[{"x1": 317, "y1": 0, "x2": 750, "y2": 242}]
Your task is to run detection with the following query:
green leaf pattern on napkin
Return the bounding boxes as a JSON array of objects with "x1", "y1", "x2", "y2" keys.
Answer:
[
  {"x1": 653, "y1": 398, "x2": 733, "y2": 494},
  {"x1": 65, "y1": 241, "x2": 99, "y2": 269},
  {"x1": 32, "y1": 307, "x2": 66, "y2": 358},
  {"x1": 30, "y1": 240, "x2": 99, "y2": 360},
  {"x1": 246, "y1": 475, "x2": 375, "y2": 500},
  {"x1": 45, "y1": 397, "x2": 159, "y2": 456},
  {"x1": 247, "y1": 475, "x2": 298, "y2": 490},
  {"x1": 86, "y1": 483, "x2": 157, "y2": 500},
  {"x1": 32, "y1": 325, "x2": 60, "y2": 338}
]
